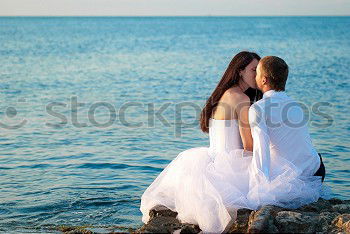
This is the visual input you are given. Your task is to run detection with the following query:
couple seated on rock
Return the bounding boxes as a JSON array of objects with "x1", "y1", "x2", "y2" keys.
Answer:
[{"x1": 140, "y1": 52, "x2": 327, "y2": 233}]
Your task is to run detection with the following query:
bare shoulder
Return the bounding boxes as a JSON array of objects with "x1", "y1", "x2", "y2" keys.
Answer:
[
  {"x1": 215, "y1": 88, "x2": 250, "y2": 120},
  {"x1": 223, "y1": 88, "x2": 250, "y2": 104}
]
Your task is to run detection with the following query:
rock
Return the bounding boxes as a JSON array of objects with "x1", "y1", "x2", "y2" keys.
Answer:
[
  {"x1": 332, "y1": 214, "x2": 350, "y2": 231},
  {"x1": 274, "y1": 211, "x2": 319, "y2": 233},
  {"x1": 318, "y1": 212, "x2": 340, "y2": 233},
  {"x1": 329, "y1": 198, "x2": 345, "y2": 205},
  {"x1": 55, "y1": 225, "x2": 135, "y2": 234},
  {"x1": 247, "y1": 205, "x2": 280, "y2": 233},
  {"x1": 298, "y1": 198, "x2": 332, "y2": 212},
  {"x1": 343, "y1": 220, "x2": 350, "y2": 233},
  {"x1": 135, "y1": 205, "x2": 200, "y2": 233},
  {"x1": 149, "y1": 205, "x2": 178, "y2": 219},
  {"x1": 332, "y1": 204, "x2": 350, "y2": 213},
  {"x1": 227, "y1": 209, "x2": 253, "y2": 233},
  {"x1": 135, "y1": 198, "x2": 350, "y2": 234}
]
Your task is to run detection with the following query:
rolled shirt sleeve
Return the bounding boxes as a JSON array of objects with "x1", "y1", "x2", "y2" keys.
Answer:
[{"x1": 249, "y1": 104, "x2": 271, "y2": 181}]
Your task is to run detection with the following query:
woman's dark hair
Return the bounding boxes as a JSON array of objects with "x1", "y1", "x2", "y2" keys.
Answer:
[
  {"x1": 244, "y1": 87, "x2": 263, "y2": 105},
  {"x1": 199, "y1": 51, "x2": 262, "y2": 133}
]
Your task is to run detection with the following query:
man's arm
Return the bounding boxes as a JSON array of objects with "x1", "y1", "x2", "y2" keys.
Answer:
[{"x1": 249, "y1": 104, "x2": 271, "y2": 181}]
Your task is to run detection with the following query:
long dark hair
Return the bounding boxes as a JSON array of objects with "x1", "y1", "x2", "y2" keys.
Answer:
[{"x1": 200, "y1": 51, "x2": 262, "y2": 133}]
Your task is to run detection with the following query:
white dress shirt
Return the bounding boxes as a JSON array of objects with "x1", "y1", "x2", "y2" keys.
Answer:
[{"x1": 248, "y1": 90, "x2": 321, "y2": 181}]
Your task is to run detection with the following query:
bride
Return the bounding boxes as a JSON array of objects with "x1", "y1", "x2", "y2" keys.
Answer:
[{"x1": 140, "y1": 51, "x2": 324, "y2": 233}]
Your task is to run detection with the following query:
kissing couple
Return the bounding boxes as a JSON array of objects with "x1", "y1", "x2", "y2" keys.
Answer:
[{"x1": 140, "y1": 51, "x2": 327, "y2": 233}]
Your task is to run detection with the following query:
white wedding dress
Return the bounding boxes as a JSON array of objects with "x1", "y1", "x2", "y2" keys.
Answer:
[{"x1": 140, "y1": 118, "x2": 324, "y2": 233}]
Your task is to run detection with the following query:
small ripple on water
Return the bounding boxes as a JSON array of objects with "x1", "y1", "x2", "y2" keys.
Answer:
[
  {"x1": 16, "y1": 163, "x2": 51, "y2": 169},
  {"x1": 74, "y1": 162, "x2": 163, "y2": 173}
]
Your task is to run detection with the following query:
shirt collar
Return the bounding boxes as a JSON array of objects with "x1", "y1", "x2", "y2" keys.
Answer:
[{"x1": 262, "y1": 90, "x2": 287, "y2": 99}]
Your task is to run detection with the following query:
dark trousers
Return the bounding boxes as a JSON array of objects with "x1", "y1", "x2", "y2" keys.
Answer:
[{"x1": 313, "y1": 153, "x2": 326, "y2": 183}]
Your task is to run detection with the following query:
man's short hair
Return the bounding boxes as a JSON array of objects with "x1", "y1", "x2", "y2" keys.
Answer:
[{"x1": 260, "y1": 56, "x2": 289, "y2": 91}]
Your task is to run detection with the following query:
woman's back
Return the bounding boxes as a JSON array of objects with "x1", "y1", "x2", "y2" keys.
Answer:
[{"x1": 211, "y1": 87, "x2": 253, "y2": 151}]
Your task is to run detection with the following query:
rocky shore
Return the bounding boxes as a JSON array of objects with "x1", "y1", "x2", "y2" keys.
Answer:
[
  {"x1": 135, "y1": 198, "x2": 350, "y2": 233},
  {"x1": 29, "y1": 198, "x2": 348, "y2": 233}
]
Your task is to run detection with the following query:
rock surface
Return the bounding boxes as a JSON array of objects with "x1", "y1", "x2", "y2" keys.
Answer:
[{"x1": 135, "y1": 198, "x2": 350, "y2": 233}]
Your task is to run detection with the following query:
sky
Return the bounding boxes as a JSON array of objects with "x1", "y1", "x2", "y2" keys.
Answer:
[{"x1": 0, "y1": 0, "x2": 349, "y2": 16}]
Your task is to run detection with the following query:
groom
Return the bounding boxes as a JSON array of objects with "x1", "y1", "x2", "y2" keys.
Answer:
[{"x1": 249, "y1": 56, "x2": 325, "y2": 182}]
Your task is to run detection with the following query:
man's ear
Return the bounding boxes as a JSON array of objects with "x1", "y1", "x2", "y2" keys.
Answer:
[{"x1": 262, "y1": 76, "x2": 267, "y2": 85}]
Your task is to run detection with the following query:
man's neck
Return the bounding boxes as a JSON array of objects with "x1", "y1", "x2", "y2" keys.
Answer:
[{"x1": 261, "y1": 87, "x2": 274, "y2": 94}]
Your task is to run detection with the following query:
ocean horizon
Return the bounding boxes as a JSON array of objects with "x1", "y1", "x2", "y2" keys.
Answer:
[{"x1": 0, "y1": 16, "x2": 349, "y2": 232}]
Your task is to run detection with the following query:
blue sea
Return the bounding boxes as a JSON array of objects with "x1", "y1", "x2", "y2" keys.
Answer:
[{"x1": 0, "y1": 16, "x2": 349, "y2": 232}]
